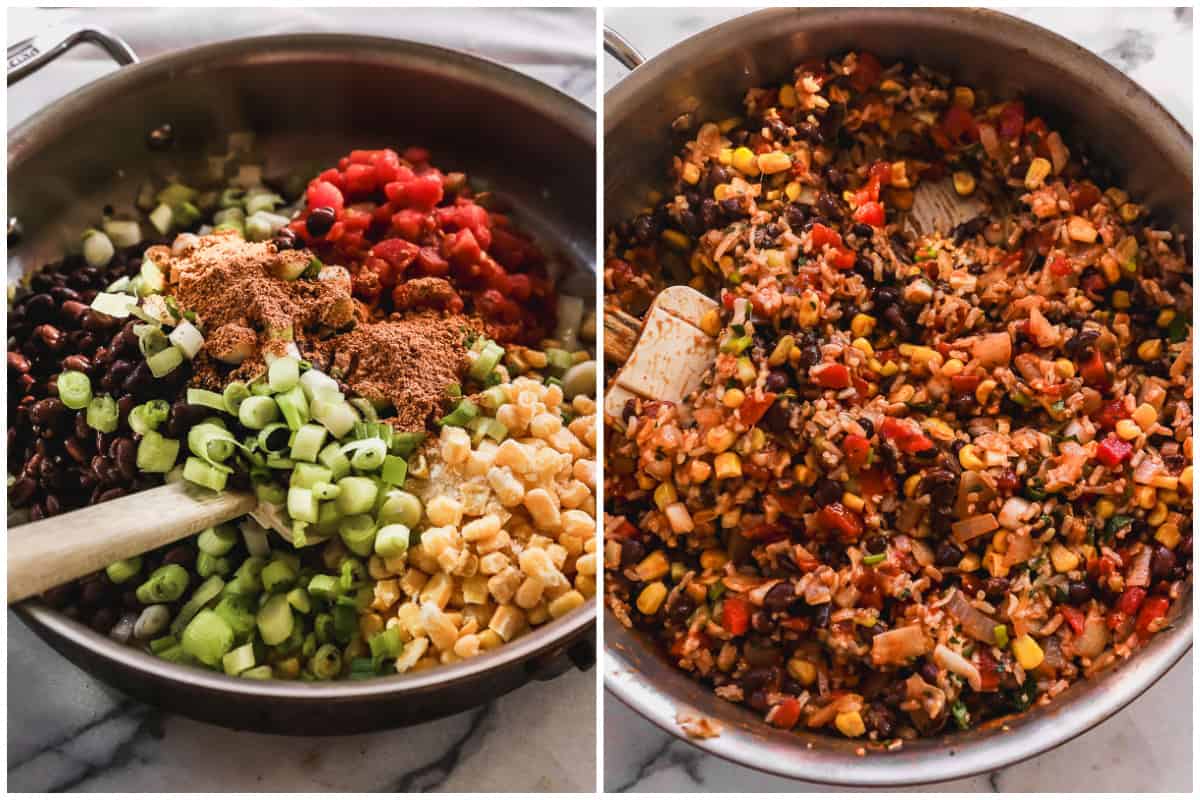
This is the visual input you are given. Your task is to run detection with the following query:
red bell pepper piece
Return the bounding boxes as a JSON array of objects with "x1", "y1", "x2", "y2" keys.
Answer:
[
  {"x1": 1094, "y1": 399, "x2": 1129, "y2": 431},
  {"x1": 858, "y1": 466, "x2": 894, "y2": 497},
  {"x1": 810, "y1": 223, "x2": 844, "y2": 250},
  {"x1": 812, "y1": 363, "x2": 851, "y2": 389},
  {"x1": 768, "y1": 697, "x2": 803, "y2": 730},
  {"x1": 742, "y1": 522, "x2": 790, "y2": 543},
  {"x1": 940, "y1": 105, "x2": 979, "y2": 143},
  {"x1": 951, "y1": 373, "x2": 982, "y2": 394},
  {"x1": 1135, "y1": 596, "x2": 1170, "y2": 639},
  {"x1": 819, "y1": 502, "x2": 863, "y2": 540},
  {"x1": 842, "y1": 434, "x2": 872, "y2": 469},
  {"x1": 722, "y1": 596, "x2": 751, "y2": 635},
  {"x1": 1116, "y1": 586, "x2": 1147, "y2": 617},
  {"x1": 998, "y1": 101, "x2": 1025, "y2": 140},
  {"x1": 1047, "y1": 254, "x2": 1072, "y2": 277},
  {"x1": 879, "y1": 416, "x2": 934, "y2": 454},
  {"x1": 1060, "y1": 605, "x2": 1086, "y2": 635},
  {"x1": 738, "y1": 392, "x2": 777, "y2": 427},
  {"x1": 1079, "y1": 349, "x2": 1109, "y2": 387},
  {"x1": 1096, "y1": 435, "x2": 1133, "y2": 468}
]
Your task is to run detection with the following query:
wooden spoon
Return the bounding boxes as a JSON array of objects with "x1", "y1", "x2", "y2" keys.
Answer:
[
  {"x1": 8, "y1": 482, "x2": 258, "y2": 604},
  {"x1": 602, "y1": 180, "x2": 982, "y2": 422}
]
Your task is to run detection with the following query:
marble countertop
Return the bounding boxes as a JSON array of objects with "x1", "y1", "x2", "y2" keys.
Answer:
[
  {"x1": 603, "y1": 6, "x2": 1193, "y2": 794},
  {"x1": 7, "y1": 7, "x2": 596, "y2": 793}
]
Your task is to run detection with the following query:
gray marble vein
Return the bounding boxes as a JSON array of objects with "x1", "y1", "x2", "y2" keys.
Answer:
[
  {"x1": 602, "y1": 6, "x2": 1192, "y2": 793},
  {"x1": 7, "y1": 6, "x2": 597, "y2": 794}
]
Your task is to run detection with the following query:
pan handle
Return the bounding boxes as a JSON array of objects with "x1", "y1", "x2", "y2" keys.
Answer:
[
  {"x1": 603, "y1": 26, "x2": 644, "y2": 72},
  {"x1": 8, "y1": 24, "x2": 138, "y2": 86}
]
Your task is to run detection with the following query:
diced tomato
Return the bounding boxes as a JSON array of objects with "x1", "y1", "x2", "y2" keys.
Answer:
[
  {"x1": 780, "y1": 617, "x2": 812, "y2": 633},
  {"x1": 768, "y1": 697, "x2": 803, "y2": 730},
  {"x1": 842, "y1": 434, "x2": 872, "y2": 469},
  {"x1": 447, "y1": 228, "x2": 482, "y2": 267},
  {"x1": 879, "y1": 416, "x2": 934, "y2": 454},
  {"x1": 849, "y1": 52, "x2": 882, "y2": 92},
  {"x1": 853, "y1": 200, "x2": 886, "y2": 228},
  {"x1": 940, "y1": 105, "x2": 978, "y2": 143},
  {"x1": 974, "y1": 647, "x2": 1002, "y2": 692},
  {"x1": 819, "y1": 502, "x2": 863, "y2": 540},
  {"x1": 810, "y1": 223, "x2": 844, "y2": 250},
  {"x1": 830, "y1": 247, "x2": 857, "y2": 270},
  {"x1": 998, "y1": 101, "x2": 1025, "y2": 140},
  {"x1": 390, "y1": 209, "x2": 428, "y2": 242},
  {"x1": 1060, "y1": 605, "x2": 1086, "y2": 635},
  {"x1": 343, "y1": 163, "x2": 378, "y2": 195},
  {"x1": 1079, "y1": 349, "x2": 1109, "y2": 387},
  {"x1": 722, "y1": 596, "x2": 751, "y2": 635},
  {"x1": 858, "y1": 466, "x2": 894, "y2": 497},
  {"x1": 400, "y1": 173, "x2": 444, "y2": 211},
  {"x1": 306, "y1": 180, "x2": 345, "y2": 214},
  {"x1": 1047, "y1": 254, "x2": 1072, "y2": 277},
  {"x1": 371, "y1": 238, "x2": 420, "y2": 272},
  {"x1": 1135, "y1": 596, "x2": 1171, "y2": 639},
  {"x1": 1070, "y1": 181, "x2": 1102, "y2": 213},
  {"x1": 1116, "y1": 586, "x2": 1147, "y2": 617},
  {"x1": 812, "y1": 362, "x2": 851, "y2": 389},
  {"x1": 1096, "y1": 435, "x2": 1133, "y2": 468},
  {"x1": 742, "y1": 522, "x2": 790, "y2": 542},
  {"x1": 951, "y1": 373, "x2": 982, "y2": 393},
  {"x1": 1094, "y1": 399, "x2": 1129, "y2": 431},
  {"x1": 738, "y1": 392, "x2": 777, "y2": 427}
]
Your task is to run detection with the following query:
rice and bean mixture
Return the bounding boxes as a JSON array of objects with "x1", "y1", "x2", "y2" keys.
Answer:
[{"x1": 603, "y1": 51, "x2": 1192, "y2": 743}]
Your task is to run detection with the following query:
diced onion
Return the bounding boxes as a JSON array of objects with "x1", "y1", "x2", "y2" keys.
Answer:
[
  {"x1": 944, "y1": 589, "x2": 997, "y2": 644},
  {"x1": 1127, "y1": 547, "x2": 1152, "y2": 588},
  {"x1": 102, "y1": 219, "x2": 142, "y2": 248},
  {"x1": 934, "y1": 643, "x2": 983, "y2": 691},
  {"x1": 998, "y1": 496, "x2": 1035, "y2": 530},
  {"x1": 951, "y1": 513, "x2": 999, "y2": 544},
  {"x1": 82, "y1": 230, "x2": 115, "y2": 268},
  {"x1": 870, "y1": 625, "x2": 930, "y2": 665},
  {"x1": 169, "y1": 319, "x2": 205, "y2": 359},
  {"x1": 90, "y1": 291, "x2": 136, "y2": 318}
]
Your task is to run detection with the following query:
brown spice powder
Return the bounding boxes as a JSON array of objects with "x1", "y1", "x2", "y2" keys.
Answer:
[{"x1": 306, "y1": 313, "x2": 474, "y2": 431}]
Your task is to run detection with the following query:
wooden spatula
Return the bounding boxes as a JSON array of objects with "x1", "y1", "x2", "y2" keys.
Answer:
[
  {"x1": 9, "y1": 483, "x2": 259, "y2": 604},
  {"x1": 602, "y1": 180, "x2": 983, "y2": 423}
]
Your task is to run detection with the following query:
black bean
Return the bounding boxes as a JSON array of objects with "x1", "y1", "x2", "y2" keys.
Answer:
[
  {"x1": 852, "y1": 223, "x2": 874, "y2": 239},
  {"x1": 763, "y1": 581, "x2": 795, "y2": 612},
  {"x1": 34, "y1": 324, "x2": 64, "y2": 351},
  {"x1": 1067, "y1": 581, "x2": 1092, "y2": 605},
  {"x1": 982, "y1": 576, "x2": 1010, "y2": 598},
  {"x1": 620, "y1": 539, "x2": 646, "y2": 568},
  {"x1": 9, "y1": 476, "x2": 37, "y2": 507},
  {"x1": 1150, "y1": 546, "x2": 1177, "y2": 582},
  {"x1": 667, "y1": 594, "x2": 695, "y2": 625},
  {"x1": 97, "y1": 487, "x2": 127, "y2": 503},
  {"x1": 816, "y1": 192, "x2": 843, "y2": 220},
  {"x1": 865, "y1": 535, "x2": 888, "y2": 555},
  {"x1": 813, "y1": 478, "x2": 842, "y2": 507},
  {"x1": 161, "y1": 543, "x2": 196, "y2": 568},
  {"x1": 273, "y1": 227, "x2": 297, "y2": 251},
  {"x1": 704, "y1": 164, "x2": 730, "y2": 194},
  {"x1": 918, "y1": 660, "x2": 940, "y2": 685},
  {"x1": 935, "y1": 540, "x2": 963, "y2": 566},
  {"x1": 29, "y1": 398, "x2": 65, "y2": 428},
  {"x1": 113, "y1": 437, "x2": 137, "y2": 481},
  {"x1": 24, "y1": 293, "x2": 56, "y2": 324},
  {"x1": 306, "y1": 206, "x2": 336, "y2": 238},
  {"x1": 764, "y1": 369, "x2": 790, "y2": 393},
  {"x1": 60, "y1": 300, "x2": 89, "y2": 325}
]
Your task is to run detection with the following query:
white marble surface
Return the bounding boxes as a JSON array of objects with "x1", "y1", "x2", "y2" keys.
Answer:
[
  {"x1": 6, "y1": 7, "x2": 597, "y2": 793},
  {"x1": 602, "y1": 6, "x2": 1193, "y2": 793}
]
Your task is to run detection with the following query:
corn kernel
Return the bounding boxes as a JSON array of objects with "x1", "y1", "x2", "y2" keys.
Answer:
[
  {"x1": 1114, "y1": 419, "x2": 1141, "y2": 441},
  {"x1": 842, "y1": 492, "x2": 865, "y2": 513},
  {"x1": 1067, "y1": 216, "x2": 1098, "y2": 243},
  {"x1": 958, "y1": 552, "x2": 981, "y2": 572},
  {"x1": 718, "y1": 388, "x2": 744, "y2": 409},
  {"x1": 717, "y1": 147, "x2": 733, "y2": 166},
  {"x1": 758, "y1": 151, "x2": 792, "y2": 175},
  {"x1": 793, "y1": 464, "x2": 814, "y2": 485},
  {"x1": 636, "y1": 551, "x2": 669, "y2": 581},
  {"x1": 835, "y1": 710, "x2": 866, "y2": 738},
  {"x1": 654, "y1": 481, "x2": 678, "y2": 510},
  {"x1": 713, "y1": 183, "x2": 733, "y2": 201},
  {"x1": 1181, "y1": 466, "x2": 1193, "y2": 493},
  {"x1": 985, "y1": 551, "x2": 1009, "y2": 578},
  {"x1": 637, "y1": 581, "x2": 668, "y2": 615},
  {"x1": 732, "y1": 146, "x2": 760, "y2": 176},
  {"x1": 700, "y1": 548, "x2": 728, "y2": 570},
  {"x1": 1155, "y1": 523, "x2": 1181, "y2": 549},
  {"x1": 991, "y1": 530, "x2": 1008, "y2": 553},
  {"x1": 958, "y1": 444, "x2": 985, "y2": 471},
  {"x1": 1096, "y1": 499, "x2": 1116, "y2": 520},
  {"x1": 1150, "y1": 474, "x2": 1178, "y2": 491},
  {"x1": 850, "y1": 313, "x2": 876, "y2": 338},
  {"x1": 1156, "y1": 309, "x2": 1176, "y2": 328},
  {"x1": 975, "y1": 379, "x2": 997, "y2": 405},
  {"x1": 890, "y1": 161, "x2": 910, "y2": 189},
  {"x1": 736, "y1": 357, "x2": 757, "y2": 384},
  {"x1": 661, "y1": 229, "x2": 690, "y2": 251},
  {"x1": 714, "y1": 452, "x2": 742, "y2": 480},
  {"x1": 953, "y1": 171, "x2": 976, "y2": 196},
  {"x1": 1132, "y1": 403, "x2": 1158, "y2": 431},
  {"x1": 1112, "y1": 290, "x2": 1131, "y2": 309},
  {"x1": 903, "y1": 474, "x2": 922, "y2": 498},
  {"x1": 1119, "y1": 202, "x2": 1141, "y2": 223},
  {"x1": 1105, "y1": 187, "x2": 1129, "y2": 207},
  {"x1": 941, "y1": 358, "x2": 964, "y2": 377},
  {"x1": 879, "y1": 361, "x2": 899, "y2": 378},
  {"x1": 1147, "y1": 502, "x2": 1169, "y2": 527},
  {"x1": 1135, "y1": 486, "x2": 1157, "y2": 509},
  {"x1": 681, "y1": 162, "x2": 701, "y2": 185},
  {"x1": 768, "y1": 335, "x2": 795, "y2": 366},
  {"x1": 852, "y1": 338, "x2": 874, "y2": 356},
  {"x1": 953, "y1": 86, "x2": 975, "y2": 108},
  {"x1": 1136, "y1": 339, "x2": 1163, "y2": 361},
  {"x1": 797, "y1": 290, "x2": 822, "y2": 328},
  {"x1": 1054, "y1": 358, "x2": 1075, "y2": 379},
  {"x1": 698, "y1": 308, "x2": 723, "y2": 338},
  {"x1": 787, "y1": 657, "x2": 817, "y2": 685},
  {"x1": 1012, "y1": 634, "x2": 1044, "y2": 670},
  {"x1": 1050, "y1": 543, "x2": 1080, "y2": 573},
  {"x1": 1101, "y1": 255, "x2": 1122, "y2": 285},
  {"x1": 879, "y1": 78, "x2": 905, "y2": 93},
  {"x1": 784, "y1": 181, "x2": 802, "y2": 201},
  {"x1": 1024, "y1": 157, "x2": 1052, "y2": 190}
]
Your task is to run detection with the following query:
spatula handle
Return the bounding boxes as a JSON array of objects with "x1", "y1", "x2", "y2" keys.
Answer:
[{"x1": 8, "y1": 482, "x2": 256, "y2": 604}]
